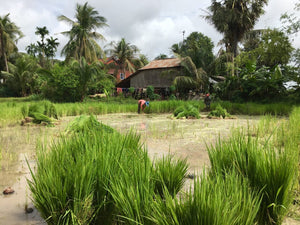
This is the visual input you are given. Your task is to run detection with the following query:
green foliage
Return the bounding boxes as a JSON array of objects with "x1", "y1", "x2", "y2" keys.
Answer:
[
  {"x1": 58, "y1": 2, "x2": 108, "y2": 62},
  {"x1": 2, "y1": 55, "x2": 40, "y2": 97},
  {"x1": 146, "y1": 85, "x2": 155, "y2": 100},
  {"x1": 205, "y1": 0, "x2": 268, "y2": 57},
  {"x1": 171, "y1": 32, "x2": 214, "y2": 71},
  {"x1": 0, "y1": 13, "x2": 24, "y2": 72},
  {"x1": 40, "y1": 63, "x2": 80, "y2": 102},
  {"x1": 253, "y1": 29, "x2": 294, "y2": 68},
  {"x1": 208, "y1": 104, "x2": 230, "y2": 118},
  {"x1": 216, "y1": 62, "x2": 288, "y2": 102}
]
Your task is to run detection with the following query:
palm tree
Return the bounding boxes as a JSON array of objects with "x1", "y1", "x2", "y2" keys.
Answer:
[
  {"x1": 26, "y1": 43, "x2": 39, "y2": 57},
  {"x1": 105, "y1": 38, "x2": 140, "y2": 75},
  {"x1": 1, "y1": 55, "x2": 40, "y2": 96},
  {"x1": 45, "y1": 37, "x2": 59, "y2": 61},
  {"x1": 205, "y1": 0, "x2": 268, "y2": 57},
  {"x1": 58, "y1": 2, "x2": 108, "y2": 62},
  {"x1": 173, "y1": 56, "x2": 208, "y2": 93},
  {"x1": 0, "y1": 13, "x2": 23, "y2": 72}
]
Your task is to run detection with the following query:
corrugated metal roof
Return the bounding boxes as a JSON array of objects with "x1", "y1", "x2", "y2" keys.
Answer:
[{"x1": 140, "y1": 58, "x2": 181, "y2": 70}]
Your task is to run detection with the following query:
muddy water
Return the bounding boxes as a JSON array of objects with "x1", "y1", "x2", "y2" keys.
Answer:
[{"x1": 0, "y1": 113, "x2": 297, "y2": 225}]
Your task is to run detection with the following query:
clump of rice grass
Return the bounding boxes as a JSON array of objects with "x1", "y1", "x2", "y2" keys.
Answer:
[
  {"x1": 20, "y1": 101, "x2": 59, "y2": 125},
  {"x1": 208, "y1": 104, "x2": 231, "y2": 118},
  {"x1": 153, "y1": 154, "x2": 188, "y2": 198},
  {"x1": 150, "y1": 170, "x2": 261, "y2": 225},
  {"x1": 207, "y1": 127, "x2": 298, "y2": 225},
  {"x1": 65, "y1": 115, "x2": 114, "y2": 134},
  {"x1": 28, "y1": 115, "x2": 189, "y2": 225},
  {"x1": 173, "y1": 104, "x2": 200, "y2": 119}
]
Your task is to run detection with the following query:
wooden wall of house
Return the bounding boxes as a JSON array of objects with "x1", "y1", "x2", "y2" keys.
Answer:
[{"x1": 130, "y1": 68, "x2": 181, "y2": 88}]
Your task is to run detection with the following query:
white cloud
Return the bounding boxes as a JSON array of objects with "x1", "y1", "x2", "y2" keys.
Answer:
[{"x1": 0, "y1": 0, "x2": 298, "y2": 61}]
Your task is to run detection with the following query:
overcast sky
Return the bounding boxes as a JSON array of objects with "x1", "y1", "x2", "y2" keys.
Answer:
[{"x1": 1, "y1": 0, "x2": 299, "y2": 60}]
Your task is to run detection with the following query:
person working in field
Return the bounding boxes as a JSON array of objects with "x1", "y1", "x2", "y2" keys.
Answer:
[
  {"x1": 204, "y1": 93, "x2": 211, "y2": 110},
  {"x1": 138, "y1": 99, "x2": 150, "y2": 113}
]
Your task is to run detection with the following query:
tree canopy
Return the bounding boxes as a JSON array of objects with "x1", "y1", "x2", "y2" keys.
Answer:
[
  {"x1": 171, "y1": 32, "x2": 214, "y2": 71},
  {"x1": 0, "y1": 13, "x2": 23, "y2": 72},
  {"x1": 58, "y1": 2, "x2": 108, "y2": 63},
  {"x1": 205, "y1": 0, "x2": 268, "y2": 57}
]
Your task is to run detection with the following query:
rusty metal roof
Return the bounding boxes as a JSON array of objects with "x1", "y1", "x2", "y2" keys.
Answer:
[{"x1": 140, "y1": 58, "x2": 181, "y2": 70}]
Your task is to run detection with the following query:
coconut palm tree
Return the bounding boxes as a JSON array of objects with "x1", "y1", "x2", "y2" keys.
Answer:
[
  {"x1": 105, "y1": 38, "x2": 140, "y2": 75},
  {"x1": 45, "y1": 37, "x2": 59, "y2": 62},
  {"x1": 173, "y1": 56, "x2": 208, "y2": 93},
  {"x1": 58, "y1": 2, "x2": 108, "y2": 62},
  {"x1": 35, "y1": 26, "x2": 50, "y2": 66},
  {"x1": 0, "y1": 13, "x2": 23, "y2": 72},
  {"x1": 205, "y1": 0, "x2": 268, "y2": 57},
  {"x1": 2, "y1": 55, "x2": 40, "y2": 96}
]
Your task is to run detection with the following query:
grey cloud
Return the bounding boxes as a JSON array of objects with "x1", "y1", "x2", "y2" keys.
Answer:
[{"x1": 0, "y1": 0, "x2": 298, "y2": 61}]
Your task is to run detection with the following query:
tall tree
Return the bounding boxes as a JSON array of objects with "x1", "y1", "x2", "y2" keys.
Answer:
[
  {"x1": 205, "y1": 0, "x2": 268, "y2": 57},
  {"x1": 45, "y1": 37, "x2": 59, "y2": 60},
  {"x1": 35, "y1": 26, "x2": 49, "y2": 66},
  {"x1": 105, "y1": 38, "x2": 139, "y2": 74},
  {"x1": 0, "y1": 13, "x2": 23, "y2": 72},
  {"x1": 171, "y1": 32, "x2": 214, "y2": 71},
  {"x1": 58, "y1": 2, "x2": 108, "y2": 62}
]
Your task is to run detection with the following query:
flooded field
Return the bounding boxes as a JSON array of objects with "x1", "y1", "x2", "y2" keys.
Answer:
[{"x1": 0, "y1": 113, "x2": 298, "y2": 225}]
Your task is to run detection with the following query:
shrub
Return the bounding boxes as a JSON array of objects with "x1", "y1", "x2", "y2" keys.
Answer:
[{"x1": 147, "y1": 85, "x2": 155, "y2": 100}]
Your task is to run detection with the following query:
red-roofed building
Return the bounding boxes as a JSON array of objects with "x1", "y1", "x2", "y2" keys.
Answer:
[{"x1": 100, "y1": 56, "x2": 134, "y2": 83}]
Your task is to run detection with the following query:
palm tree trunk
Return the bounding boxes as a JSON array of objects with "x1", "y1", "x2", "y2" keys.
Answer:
[{"x1": 0, "y1": 28, "x2": 9, "y2": 73}]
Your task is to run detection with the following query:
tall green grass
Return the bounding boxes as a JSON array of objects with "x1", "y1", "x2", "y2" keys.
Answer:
[
  {"x1": 28, "y1": 115, "x2": 188, "y2": 225},
  {"x1": 149, "y1": 171, "x2": 261, "y2": 225},
  {"x1": 215, "y1": 101, "x2": 294, "y2": 116},
  {"x1": 0, "y1": 96, "x2": 296, "y2": 127},
  {"x1": 207, "y1": 110, "x2": 299, "y2": 225}
]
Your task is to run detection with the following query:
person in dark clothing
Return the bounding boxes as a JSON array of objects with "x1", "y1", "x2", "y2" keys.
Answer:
[{"x1": 204, "y1": 93, "x2": 211, "y2": 110}]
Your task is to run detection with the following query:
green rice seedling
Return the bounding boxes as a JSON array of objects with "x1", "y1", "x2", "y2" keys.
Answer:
[
  {"x1": 173, "y1": 104, "x2": 199, "y2": 119},
  {"x1": 29, "y1": 115, "x2": 166, "y2": 225},
  {"x1": 207, "y1": 128, "x2": 298, "y2": 225},
  {"x1": 149, "y1": 170, "x2": 261, "y2": 225},
  {"x1": 153, "y1": 154, "x2": 188, "y2": 198},
  {"x1": 208, "y1": 104, "x2": 231, "y2": 118},
  {"x1": 107, "y1": 150, "x2": 155, "y2": 225},
  {"x1": 65, "y1": 115, "x2": 114, "y2": 134}
]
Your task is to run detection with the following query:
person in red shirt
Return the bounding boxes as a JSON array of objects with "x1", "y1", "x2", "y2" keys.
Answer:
[{"x1": 138, "y1": 99, "x2": 150, "y2": 113}]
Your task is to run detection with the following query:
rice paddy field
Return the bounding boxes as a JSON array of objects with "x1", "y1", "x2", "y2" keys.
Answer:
[{"x1": 0, "y1": 98, "x2": 299, "y2": 225}]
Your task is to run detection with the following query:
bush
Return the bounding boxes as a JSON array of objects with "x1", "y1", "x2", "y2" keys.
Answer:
[{"x1": 147, "y1": 85, "x2": 155, "y2": 100}]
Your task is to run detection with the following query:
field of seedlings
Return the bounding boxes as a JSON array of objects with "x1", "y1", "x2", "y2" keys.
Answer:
[{"x1": 0, "y1": 99, "x2": 299, "y2": 225}]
